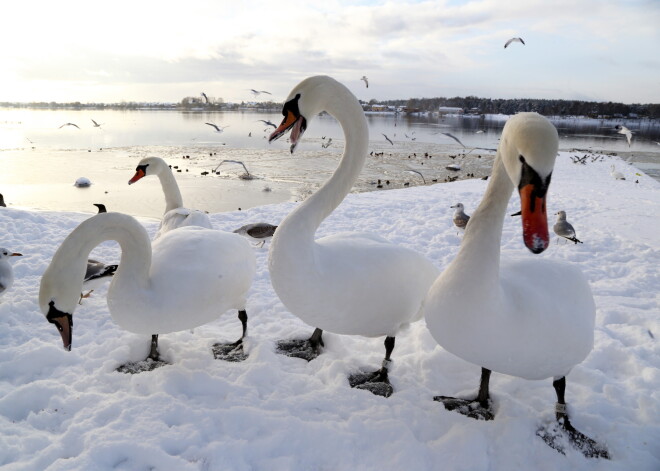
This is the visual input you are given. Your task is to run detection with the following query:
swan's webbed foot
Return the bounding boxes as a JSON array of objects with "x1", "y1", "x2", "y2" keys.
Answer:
[
  {"x1": 212, "y1": 309, "x2": 249, "y2": 362},
  {"x1": 348, "y1": 363, "x2": 393, "y2": 398},
  {"x1": 116, "y1": 334, "x2": 169, "y2": 374},
  {"x1": 212, "y1": 339, "x2": 248, "y2": 362},
  {"x1": 536, "y1": 408, "x2": 610, "y2": 459},
  {"x1": 433, "y1": 395, "x2": 495, "y2": 421},
  {"x1": 276, "y1": 328, "x2": 324, "y2": 362}
]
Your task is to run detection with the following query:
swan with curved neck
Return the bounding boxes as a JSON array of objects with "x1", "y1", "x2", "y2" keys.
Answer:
[
  {"x1": 425, "y1": 113, "x2": 607, "y2": 458},
  {"x1": 129, "y1": 156, "x2": 212, "y2": 239},
  {"x1": 39, "y1": 212, "x2": 256, "y2": 366},
  {"x1": 268, "y1": 76, "x2": 438, "y2": 396}
]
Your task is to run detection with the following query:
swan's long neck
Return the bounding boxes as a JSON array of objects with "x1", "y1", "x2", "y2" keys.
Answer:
[
  {"x1": 278, "y1": 94, "x2": 368, "y2": 247},
  {"x1": 54, "y1": 213, "x2": 152, "y2": 293},
  {"x1": 452, "y1": 151, "x2": 513, "y2": 285},
  {"x1": 156, "y1": 167, "x2": 184, "y2": 213}
]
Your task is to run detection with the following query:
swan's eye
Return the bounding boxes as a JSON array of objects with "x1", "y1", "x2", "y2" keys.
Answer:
[{"x1": 282, "y1": 93, "x2": 302, "y2": 118}]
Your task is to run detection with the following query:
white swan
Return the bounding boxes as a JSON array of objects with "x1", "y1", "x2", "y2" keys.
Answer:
[
  {"x1": 425, "y1": 113, "x2": 608, "y2": 458},
  {"x1": 39, "y1": 212, "x2": 256, "y2": 367},
  {"x1": 268, "y1": 76, "x2": 439, "y2": 397},
  {"x1": 129, "y1": 156, "x2": 212, "y2": 239}
]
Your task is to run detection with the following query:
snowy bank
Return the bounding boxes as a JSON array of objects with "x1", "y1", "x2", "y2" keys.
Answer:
[{"x1": 0, "y1": 152, "x2": 658, "y2": 470}]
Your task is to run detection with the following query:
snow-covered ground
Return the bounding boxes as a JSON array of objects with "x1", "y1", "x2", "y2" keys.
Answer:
[{"x1": 0, "y1": 152, "x2": 658, "y2": 470}]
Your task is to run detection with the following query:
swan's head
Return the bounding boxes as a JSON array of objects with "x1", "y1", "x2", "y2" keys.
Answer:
[
  {"x1": 499, "y1": 113, "x2": 558, "y2": 254},
  {"x1": 129, "y1": 156, "x2": 167, "y2": 184},
  {"x1": 268, "y1": 76, "x2": 340, "y2": 153},
  {"x1": 39, "y1": 242, "x2": 91, "y2": 351},
  {"x1": 0, "y1": 248, "x2": 22, "y2": 261}
]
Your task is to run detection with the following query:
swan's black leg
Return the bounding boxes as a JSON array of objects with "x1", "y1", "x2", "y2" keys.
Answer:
[
  {"x1": 276, "y1": 328, "x2": 324, "y2": 361},
  {"x1": 434, "y1": 367, "x2": 494, "y2": 420},
  {"x1": 348, "y1": 336, "x2": 395, "y2": 398},
  {"x1": 116, "y1": 334, "x2": 169, "y2": 374},
  {"x1": 537, "y1": 377, "x2": 609, "y2": 458},
  {"x1": 212, "y1": 309, "x2": 249, "y2": 362}
]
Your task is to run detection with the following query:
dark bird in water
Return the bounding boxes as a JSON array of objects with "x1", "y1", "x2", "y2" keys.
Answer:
[
  {"x1": 93, "y1": 203, "x2": 107, "y2": 213},
  {"x1": 201, "y1": 92, "x2": 209, "y2": 103},
  {"x1": 80, "y1": 260, "x2": 118, "y2": 303},
  {"x1": 257, "y1": 119, "x2": 277, "y2": 128},
  {"x1": 205, "y1": 122, "x2": 229, "y2": 132},
  {"x1": 59, "y1": 123, "x2": 80, "y2": 129},
  {"x1": 91, "y1": 119, "x2": 103, "y2": 128},
  {"x1": 382, "y1": 133, "x2": 394, "y2": 145},
  {"x1": 234, "y1": 223, "x2": 277, "y2": 247},
  {"x1": 504, "y1": 37, "x2": 525, "y2": 48},
  {"x1": 553, "y1": 211, "x2": 583, "y2": 244},
  {"x1": 451, "y1": 203, "x2": 470, "y2": 231}
]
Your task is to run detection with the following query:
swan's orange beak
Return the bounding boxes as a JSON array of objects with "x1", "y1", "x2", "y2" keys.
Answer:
[
  {"x1": 128, "y1": 168, "x2": 145, "y2": 185},
  {"x1": 519, "y1": 183, "x2": 549, "y2": 254},
  {"x1": 46, "y1": 301, "x2": 73, "y2": 351},
  {"x1": 269, "y1": 111, "x2": 307, "y2": 153}
]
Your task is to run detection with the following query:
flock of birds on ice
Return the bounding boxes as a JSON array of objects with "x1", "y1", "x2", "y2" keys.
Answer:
[{"x1": 5, "y1": 61, "x2": 651, "y2": 460}]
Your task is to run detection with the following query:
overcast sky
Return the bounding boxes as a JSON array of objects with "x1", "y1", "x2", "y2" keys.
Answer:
[{"x1": 1, "y1": 0, "x2": 658, "y2": 104}]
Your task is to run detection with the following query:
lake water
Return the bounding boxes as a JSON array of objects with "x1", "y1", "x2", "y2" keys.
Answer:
[{"x1": 1, "y1": 108, "x2": 658, "y2": 219}]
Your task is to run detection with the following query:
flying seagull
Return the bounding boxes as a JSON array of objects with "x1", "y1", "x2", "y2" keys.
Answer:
[
  {"x1": 59, "y1": 123, "x2": 80, "y2": 129},
  {"x1": 257, "y1": 119, "x2": 277, "y2": 128},
  {"x1": 214, "y1": 159, "x2": 251, "y2": 178},
  {"x1": 249, "y1": 89, "x2": 272, "y2": 97},
  {"x1": 91, "y1": 119, "x2": 103, "y2": 128},
  {"x1": 504, "y1": 37, "x2": 525, "y2": 48},
  {"x1": 382, "y1": 133, "x2": 394, "y2": 145},
  {"x1": 234, "y1": 223, "x2": 278, "y2": 247},
  {"x1": 553, "y1": 211, "x2": 583, "y2": 244},
  {"x1": 206, "y1": 122, "x2": 229, "y2": 133},
  {"x1": 441, "y1": 132, "x2": 466, "y2": 148},
  {"x1": 361, "y1": 76, "x2": 369, "y2": 88},
  {"x1": 201, "y1": 92, "x2": 209, "y2": 104},
  {"x1": 615, "y1": 125, "x2": 632, "y2": 147},
  {"x1": 406, "y1": 169, "x2": 426, "y2": 184}
]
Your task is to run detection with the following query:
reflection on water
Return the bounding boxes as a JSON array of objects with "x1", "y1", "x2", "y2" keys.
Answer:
[{"x1": 0, "y1": 108, "x2": 658, "y2": 218}]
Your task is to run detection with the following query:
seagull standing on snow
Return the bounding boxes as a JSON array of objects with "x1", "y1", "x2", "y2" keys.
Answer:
[
  {"x1": 0, "y1": 248, "x2": 22, "y2": 298},
  {"x1": 553, "y1": 211, "x2": 583, "y2": 244},
  {"x1": 361, "y1": 76, "x2": 369, "y2": 88},
  {"x1": 451, "y1": 203, "x2": 470, "y2": 231},
  {"x1": 80, "y1": 260, "x2": 118, "y2": 303},
  {"x1": 504, "y1": 37, "x2": 525, "y2": 48},
  {"x1": 610, "y1": 165, "x2": 626, "y2": 180},
  {"x1": 615, "y1": 125, "x2": 632, "y2": 147},
  {"x1": 234, "y1": 223, "x2": 278, "y2": 247}
]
